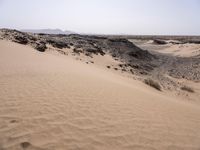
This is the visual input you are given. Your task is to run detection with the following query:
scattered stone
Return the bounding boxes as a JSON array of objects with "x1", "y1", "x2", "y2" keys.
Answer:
[
  {"x1": 130, "y1": 69, "x2": 134, "y2": 74},
  {"x1": 181, "y1": 86, "x2": 194, "y2": 93},
  {"x1": 14, "y1": 35, "x2": 28, "y2": 44},
  {"x1": 10, "y1": 120, "x2": 18, "y2": 123},
  {"x1": 35, "y1": 42, "x2": 47, "y2": 52},
  {"x1": 119, "y1": 64, "x2": 123, "y2": 68},
  {"x1": 85, "y1": 48, "x2": 105, "y2": 56},
  {"x1": 73, "y1": 48, "x2": 82, "y2": 54},
  {"x1": 122, "y1": 69, "x2": 126, "y2": 72},
  {"x1": 140, "y1": 71, "x2": 148, "y2": 75},
  {"x1": 47, "y1": 39, "x2": 69, "y2": 49},
  {"x1": 20, "y1": 142, "x2": 31, "y2": 149},
  {"x1": 107, "y1": 66, "x2": 111, "y2": 69},
  {"x1": 1, "y1": 29, "x2": 199, "y2": 93}
]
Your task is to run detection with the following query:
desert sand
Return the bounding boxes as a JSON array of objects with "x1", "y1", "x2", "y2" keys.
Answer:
[
  {"x1": 131, "y1": 39, "x2": 200, "y2": 57},
  {"x1": 1, "y1": 39, "x2": 200, "y2": 150}
]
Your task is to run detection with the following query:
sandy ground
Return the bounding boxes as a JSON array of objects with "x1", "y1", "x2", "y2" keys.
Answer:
[
  {"x1": 1, "y1": 40, "x2": 200, "y2": 150},
  {"x1": 131, "y1": 39, "x2": 200, "y2": 57},
  {"x1": 148, "y1": 43, "x2": 200, "y2": 57}
]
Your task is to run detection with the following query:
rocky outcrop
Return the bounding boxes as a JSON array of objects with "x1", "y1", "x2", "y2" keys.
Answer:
[
  {"x1": 168, "y1": 57, "x2": 200, "y2": 81},
  {"x1": 0, "y1": 29, "x2": 157, "y2": 73},
  {"x1": 13, "y1": 35, "x2": 28, "y2": 44},
  {"x1": 34, "y1": 42, "x2": 47, "y2": 52},
  {"x1": 105, "y1": 38, "x2": 155, "y2": 61},
  {"x1": 153, "y1": 39, "x2": 168, "y2": 45},
  {"x1": 1, "y1": 28, "x2": 199, "y2": 86},
  {"x1": 46, "y1": 39, "x2": 69, "y2": 49}
]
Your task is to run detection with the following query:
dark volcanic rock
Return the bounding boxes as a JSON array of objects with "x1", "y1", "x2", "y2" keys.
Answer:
[
  {"x1": 20, "y1": 142, "x2": 31, "y2": 149},
  {"x1": 73, "y1": 48, "x2": 82, "y2": 54},
  {"x1": 35, "y1": 42, "x2": 47, "y2": 52},
  {"x1": 128, "y1": 49, "x2": 154, "y2": 60},
  {"x1": 84, "y1": 48, "x2": 105, "y2": 56},
  {"x1": 13, "y1": 35, "x2": 28, "y2": 44},
  {"x1": 187, "y1": 40, "x2": 200, "y2": 44},
  {"x1": 153, "y1": 39, "x2": 168, "y2": 45},
  {"x1": 46, "y1": 39, "x2": 69, "y2": 49},
  {"x1": 105, "y1": 38, "x2": 155, "y2": 61},
  {"x1": 168, "y1": 57, "x2": 200, "y2": 81},
  {"x1": 2, "y1": 29, "x2": 200, "y2": 91},
  {"x1": 0, "y1": 29, "x2": 157, "y2": 74}
]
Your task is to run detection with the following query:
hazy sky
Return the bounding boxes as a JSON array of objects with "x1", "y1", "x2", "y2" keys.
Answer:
[{"x1": 0, "y1": 0, "x2": 200, "y2": 35}]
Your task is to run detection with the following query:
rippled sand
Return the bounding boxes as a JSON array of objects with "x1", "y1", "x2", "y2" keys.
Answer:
[{"x1": 0, "y1": 40, "x2": 200, "y2": 150}]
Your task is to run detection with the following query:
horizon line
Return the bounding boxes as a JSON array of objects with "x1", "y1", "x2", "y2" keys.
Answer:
[{"x1": 1, "y1": 28, "x2": 200, "y2": 37}]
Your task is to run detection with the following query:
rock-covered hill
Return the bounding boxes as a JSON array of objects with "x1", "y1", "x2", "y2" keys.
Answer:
[
  {"x1": 0, "y1": 28, "x2": 200, "y2": 92},
  {"x1": 0, "y1": 28, "x2": 156, "y2": 73}
]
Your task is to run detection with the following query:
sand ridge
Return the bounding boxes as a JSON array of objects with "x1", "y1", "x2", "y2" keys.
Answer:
[{"x1": 1, "y1": 40, "x2": 200, "y2": 150}]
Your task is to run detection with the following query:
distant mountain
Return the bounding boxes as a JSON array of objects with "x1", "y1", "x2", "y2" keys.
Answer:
[{"x1": 21, "y1": 29, "x2": 75, "y2": 35}]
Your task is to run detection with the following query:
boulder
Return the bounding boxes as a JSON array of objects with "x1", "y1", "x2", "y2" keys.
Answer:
[
  {"x1": 35, "y1": 42, "x2": 47, "y2": 52},
  {"x1": 14, "y1": 35, "x2": 28, "y2": 44}
]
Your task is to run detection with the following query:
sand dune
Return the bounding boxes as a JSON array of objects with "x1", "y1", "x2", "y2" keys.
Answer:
[
  {"x1": 150, "y1": 43, "x2": 200, "y2": 57},
  {"x1": 1, "y1": 40, "x2": 200, "y2": 150},
  {"x1": 132, "y1": 39, "x2": 200, "y2": 58}
]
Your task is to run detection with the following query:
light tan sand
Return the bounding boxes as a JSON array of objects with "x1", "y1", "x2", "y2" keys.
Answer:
[
  {"x1": 131, "y1": 39, "x2": 200, "y2": 57},
  {"x1": 1, "y1": 40, "x2": 200, "y2": 150},
  {"x1": 154, "y1": 44, "x2": 200, "y2": 57}
]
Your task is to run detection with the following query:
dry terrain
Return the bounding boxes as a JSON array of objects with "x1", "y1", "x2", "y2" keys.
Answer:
[{"x1": 0, "y1": 29, "x2": 200, "y2": 150}]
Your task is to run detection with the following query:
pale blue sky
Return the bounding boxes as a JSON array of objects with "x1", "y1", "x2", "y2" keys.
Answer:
[{"x1": 0, "y1": 0, "x2": 200, "y2": 35}]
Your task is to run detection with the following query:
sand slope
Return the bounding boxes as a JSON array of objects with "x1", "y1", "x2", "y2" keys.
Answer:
[
  {"x1": 132, "y1": 39, "x2": 200, "y2": 58},
  {"x1": 0, "y1": 40, "x2": 200, "y2": 150},
  {"x1": 153, "y1": 44, "x2": 200, "y2": 57}
]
